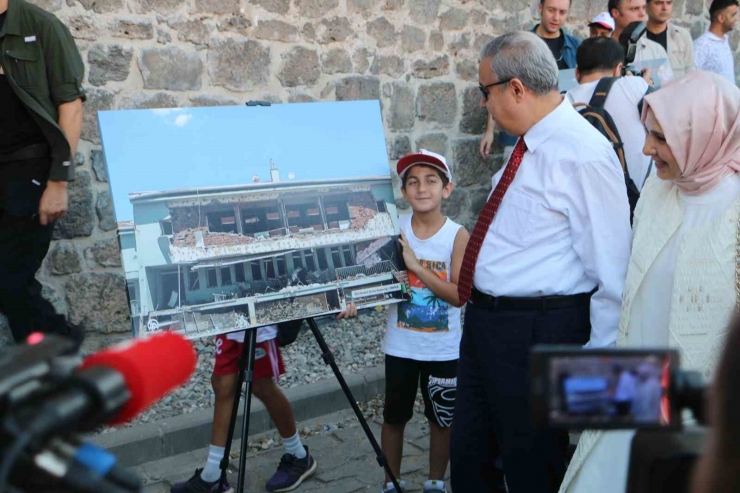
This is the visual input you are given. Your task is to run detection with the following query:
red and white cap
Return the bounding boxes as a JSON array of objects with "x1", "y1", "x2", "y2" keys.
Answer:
[
  {"x1": 589, "y1": 12, "x2": 615, "y2": 31},
  {"x1": 396, "y1": 149, "x2": 453, "y2": 182}
]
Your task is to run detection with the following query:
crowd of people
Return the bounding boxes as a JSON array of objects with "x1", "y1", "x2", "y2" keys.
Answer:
[{"x1": 3, "y1": 0, "x2": 740, "y2": 491}]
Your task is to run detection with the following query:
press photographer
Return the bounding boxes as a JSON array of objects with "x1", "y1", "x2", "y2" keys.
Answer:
[{"x1": 0, "y1": 332, "x2": 197, "y2": 493}]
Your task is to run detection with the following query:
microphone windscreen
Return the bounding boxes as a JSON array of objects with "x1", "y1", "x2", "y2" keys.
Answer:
[{"x1": 81, "y1": 333, "x2": 196, "y2": 424}]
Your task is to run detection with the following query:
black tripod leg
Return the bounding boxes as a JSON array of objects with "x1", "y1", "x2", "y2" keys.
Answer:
[
  {"x1": 236, "y1": 328, "x2": 258, "y2": 493},
  {"x1": 218, "y1": 329, "x2": 257, "y2": 492},
  {"x1": 306, "y1": 318, "x2": 402, "y2": 492}
]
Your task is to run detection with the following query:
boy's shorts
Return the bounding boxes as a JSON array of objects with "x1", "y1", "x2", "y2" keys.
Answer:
[
  {"x1": 383, "y1": 355, "x2": 458, "y2": 428},
  {"x1": 214, "y1": 335, "x2": 285, "y2": 380}
]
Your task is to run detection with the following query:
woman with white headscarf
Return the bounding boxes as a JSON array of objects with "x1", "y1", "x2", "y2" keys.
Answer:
[{"x1": 560, "y1": 70, "x2": 740, "y2": 493}]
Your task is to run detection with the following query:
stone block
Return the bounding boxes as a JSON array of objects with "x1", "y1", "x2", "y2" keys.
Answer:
[
  {"x1": 288, "y1": 93, "x2": 317, "y2": 102},
  {"x1": 439, "y1": 7, "x2": 469, "y2": 31},
  {"x1": 169, "y1": 18, "x2": 214, "y2": 45},
  {"x1": 194, "y1": 0, "x2": 239, "y2": 14},
  {"x1": 96, "y1": 191, "x2": 117, "y2": 232},
  {"x1": 367, "y1": 17, "x2": 397, "y2": 48},
  {"x1": 690, "y1": 19, "x2": 708, "y2": 40},
  {"x1": 335, "y1": 76, "x2": 380, "y2": 101},
  {"x1": 189, "y1": 95, "x2": 240, "y2": 107},
  {"x1": 408, "y1": 0, "x2": 441, "y2": 24},
  {"x1": 441, "y1": 187, "x2": 469, "y2": 220},
  {"x1": 401, "y1": 25, "x2": 425, "y2": 53},
  {"x1": 388, "y1": 135, "x2": 411, "y2": 160},
  {"x1": 317, "y1": 17, "x2": 353, "y2": 43},
  {"x1": 412, "y1": 55, "x2": 449, "y2": 79},
  {"x1": 295, "y1": 0, "x2": 339, "y2": 18},
  {"x1": 278, "y1": 47, "x2": 320, "y2": 87},
  {"x1": 88, "y1": 44, "x2": 133, "y2": 86},
  {"x1": 208, "y1": 39, "x2": 270, "y2": 91},
  {"x1": 110, "y1": 17, "x2": 155, "y2": 39},
  {"x1": 91, "y1": 149, "x2": 108, "y2": 182},
  {"x1": 140, "y1": 47, "x2": 203, "y2": 91},
  {"x1": 460, "y1": 86, "x2": 488, "y2": 135},
  {"x1": 453, "y1": 138, "x2": 502, "y2": 188},
  {"x1": 370, "y1": 55, "x2": 405, "y2": 77},
  {"x1": 74, "y1": 151, "x2": 85, "y2": 167},
  {"x1": 254, "y1": 20, "x2": 300, "y2": 42},
  {"x1": 302, "y1": 22, "x2": 316, "y2": 42},
  {"x1": 157, "y1": 29, "x2": 172, "y2": 44},
  {"x1": 81, "y1": 88, "x2": 114, "y2": 144},
  {"x1": 321, "y1": 48, "x2": 353, "y2": 74},
  {"x1": 384, "y1": 82, "x2": 414, "y2": 131},
  {"x1": 49, "y1": 243, "x2": 82, "y2": 275},
  {"x1": 85, "y1": 239, "x2": 123, "y2": 267},
  {"x1": 429, "y1": 30, "x2": 444, "y2": 51},
  {"x1": 78, "y1": 0, "x2": 123, "y2": 14},
  {"x1": 216, "y1": 16, "x2": 252, "y2": 36},
  {"x1": 249, "y1": 0, "x2": 290, "y2": 14},
  {"x1": 65, "y1": 14, "x2": 100, "y2": 40},
  {"x1": 347, "y1": 0, "x2": 378, "y2": 12},
  {"x1": 686, "y1": 0, "x2": 704, "y2": 15},
  {"x1": 456, "y1": 60, "x2": 478, "y2": 82},
  {"x1": 416, "y1": 83, "x2": 456, "y2": 126},
  {"x1": 353, "y1": 48, "x2": 372, "y2": 74},
  {"x1": 137, "y1": 0, "x2": 185, "y2": 13},
  {"x1": 66, "y1": 272, "x2": 130, "y2": 333},
  {"x1": 415, "y1": 133, "x2": 448, "y2": 156},
  {"x1": 470, "y1": 9, "x2": 487, "y2": 25},
  {"x1": 449, "y1": 33, "x2": 470, "y2": 54},
  {"x1": 119, "y1": 92, "x2": 179, "y2": 109},
  {"x1": 53, "y1": 171, "x2": 94, "y2": 240}
]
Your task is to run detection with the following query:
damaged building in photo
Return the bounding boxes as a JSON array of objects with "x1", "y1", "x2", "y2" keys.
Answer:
[{"x1": 119, "y1": 164, "x2": 409, "y2": 339}]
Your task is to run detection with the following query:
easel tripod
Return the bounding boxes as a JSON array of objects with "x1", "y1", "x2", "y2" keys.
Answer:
[{"x1": 216, "y1": 317, "x2": 403, "y2": 493}]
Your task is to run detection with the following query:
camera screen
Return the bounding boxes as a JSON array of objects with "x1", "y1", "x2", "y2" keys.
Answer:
[{"x1": 548, "y1": 354, "x2": 672, "y2": 427}]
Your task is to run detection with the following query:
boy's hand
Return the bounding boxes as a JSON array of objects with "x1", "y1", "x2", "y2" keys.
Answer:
[
  {"x1": 336, "y1": 302, "x2": 358, "y2": 319},
  {"x1": 399, "y1": 232, "x2": 420, "y2": 274}
]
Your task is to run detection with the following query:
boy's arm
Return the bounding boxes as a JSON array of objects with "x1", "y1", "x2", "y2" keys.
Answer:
[{"x1": 400, "y1": 228, "x2": 470, "y2": 308}]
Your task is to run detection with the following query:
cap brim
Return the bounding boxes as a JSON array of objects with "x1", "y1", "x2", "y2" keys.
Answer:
[
  {"x1": 589, "y1": 22, "x2": 613, "y2": 30},
  {"x1": 396, "y1": 153, "x2": 451, "y2": 180}
]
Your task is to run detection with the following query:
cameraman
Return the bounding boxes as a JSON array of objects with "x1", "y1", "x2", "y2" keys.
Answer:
[{"x1": 565, "y1": 37, "x2": 655, "y2": 190}]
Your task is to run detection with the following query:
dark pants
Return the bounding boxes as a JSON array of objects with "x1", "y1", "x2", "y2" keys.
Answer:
[
  {"x1": 450, "y1": 299, "x2": 591, "y2": 493},
  {"x1": 0, "y1": 159, "x2": 81, "y2": 345}
]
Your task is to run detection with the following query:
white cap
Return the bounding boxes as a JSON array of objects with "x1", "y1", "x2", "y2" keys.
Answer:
[
  {"x1": 589, "y1": 12, "x2": 615, "y2": 31},
  {"x1": 396, "y1": 149, "x2": 453, "y2": 182}
]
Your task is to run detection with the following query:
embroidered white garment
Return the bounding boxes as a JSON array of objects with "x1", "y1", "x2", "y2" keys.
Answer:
[{"x1": 694, "y1": 32, "x2": 735, "y2": 83}]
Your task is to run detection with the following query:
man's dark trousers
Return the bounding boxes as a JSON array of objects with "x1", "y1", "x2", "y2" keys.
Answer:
[
  {"x1": 450, "y1": 296, "x2": 591, "y2": 493},
  {"x1": 0, "y1": 158, "x2": 78, "y2": 344}
]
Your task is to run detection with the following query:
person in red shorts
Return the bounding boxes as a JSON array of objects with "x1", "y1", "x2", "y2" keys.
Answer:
[{"x1": 172, "y1": 305, "x2": 357, "y2": 493}]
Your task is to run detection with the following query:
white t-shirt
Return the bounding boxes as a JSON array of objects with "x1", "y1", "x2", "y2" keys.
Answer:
[
  {"x1": 566, "y1": 77, "x2": 655, "y2": 190},
  {"x1": 226, "y1": 324, "x2": 278, "y2": 343},
  {"x1": 383, "y1": 214, "x2": 463, "y2": 361},
  {"x1": 694, "y1": 32, "x2": 736, "y2": 84}
]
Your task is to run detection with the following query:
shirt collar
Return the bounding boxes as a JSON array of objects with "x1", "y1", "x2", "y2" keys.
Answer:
[
  {"x1": 0, "y1": 0, "x2": 21, "y2": 38},
  {"x1": 522, "y1": 96, "x2": 569, "y2": 154}
]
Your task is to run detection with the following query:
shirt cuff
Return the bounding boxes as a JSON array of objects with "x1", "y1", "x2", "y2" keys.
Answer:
[
  {"x1": 51, "y1": 83, "x2": 87, "y2": 106},
  {"x1": 49, "y1": 157, "x2": 76, "y2": 182}
]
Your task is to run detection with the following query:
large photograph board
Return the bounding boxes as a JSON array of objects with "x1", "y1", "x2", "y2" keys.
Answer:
[{"x1": 99, "y1": 101, "x2": 409, "y2": 340}]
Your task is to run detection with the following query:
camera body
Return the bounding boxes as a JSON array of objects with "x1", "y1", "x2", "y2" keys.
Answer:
[{"x1": 619, "y1": 21, "x2": 648, "y2": 77}]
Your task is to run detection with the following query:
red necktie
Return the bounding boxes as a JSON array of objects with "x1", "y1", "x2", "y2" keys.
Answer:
[{"x1": 457, "y1": 138, "x2": 528, "y2": 304}]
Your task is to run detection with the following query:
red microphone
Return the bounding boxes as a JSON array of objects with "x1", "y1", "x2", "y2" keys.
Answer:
[{"x1": 81, "y1": 332, "x2": 197, "y2": 425}]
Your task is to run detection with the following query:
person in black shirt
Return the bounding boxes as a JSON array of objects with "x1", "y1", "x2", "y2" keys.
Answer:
[
  {"x1": 646, "y1": 0, "x2": 671, "y2": 50},
  {"x1": 645, "y1": 0, "x2": 696, "y2": 78},
  {"x1": 532, "y1": 0, "x2": 581, "y2": 69}
]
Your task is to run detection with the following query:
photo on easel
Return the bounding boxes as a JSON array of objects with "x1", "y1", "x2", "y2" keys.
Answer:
[{"x1": 98, "y1": 100, "x2": 409, "y2": 340}]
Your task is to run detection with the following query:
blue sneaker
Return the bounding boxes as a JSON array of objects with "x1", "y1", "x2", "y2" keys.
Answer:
[
  {"x1": 170, "y1": 468, "x2": 233, "y2": 493},
  {"x1": 265, "y1": 446, "x2": 318, "y2": 492}
]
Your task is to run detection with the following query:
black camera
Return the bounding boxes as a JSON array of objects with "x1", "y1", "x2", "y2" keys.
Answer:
[{"x1": 619, "y1": 21, "x2": 648, "y2": 77}]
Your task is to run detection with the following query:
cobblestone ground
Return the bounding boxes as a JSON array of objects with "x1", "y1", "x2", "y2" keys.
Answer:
[{"x1": 135, "y1": 407, "x2": 449, "y2": 493}]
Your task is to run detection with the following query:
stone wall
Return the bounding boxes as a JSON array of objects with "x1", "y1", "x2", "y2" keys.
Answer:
[{"x1": 0, "y1": 0, "x2": 729, "y2": 348}]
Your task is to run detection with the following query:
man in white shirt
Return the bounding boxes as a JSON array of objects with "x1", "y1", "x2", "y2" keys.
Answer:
[
  {"x1": 694, "y1": 0, "x2": 738, "y2": 83},
  {"x1": 610, "y1": 0, "x2": 675, "y2": 83},
  {"x1": 646, "y1": 0, "x2": 695, "y2": 79},
  {"x1": 566, "y1": 36, "x2": 655, "y2": 190},
  {"x1": 449, "y1": 31, "x2": 632, "y2": 493}
]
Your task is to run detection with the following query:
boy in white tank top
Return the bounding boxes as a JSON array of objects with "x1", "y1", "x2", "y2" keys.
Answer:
[{"x1": 380, "y1": 150, "x2": 470, "y2": 493}]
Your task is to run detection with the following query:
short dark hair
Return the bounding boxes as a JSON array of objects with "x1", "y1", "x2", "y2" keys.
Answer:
[
  {"x1": 576, "y1": 37, "x2": 624, "y2": 75},
  {"x1": 710, "y1": 0, "x2": 739, "y2": 18},
  {"x1": 400, "y1": 164, "x2": 450, "y2": 190},
  {"x1": 608, "y1": 0, "x2": 623, "y2": 14},
  {"x1": 540, "y1": 0, "x2": 571, "y2": 5}
]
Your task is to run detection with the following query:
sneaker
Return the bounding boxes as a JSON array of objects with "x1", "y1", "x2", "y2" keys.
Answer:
[
  {"x1": 423, "y1": 479, "x2": 447, "y2": 493},
  {"x1": 265, "y1": 446, "x2": 318, "y2": 492},
  {"x1": 170, "y1": 468, "x2": 233, "y2": 493},
  {"x1": 381, "y1": 480, "x2": 406, "y2": 493}
]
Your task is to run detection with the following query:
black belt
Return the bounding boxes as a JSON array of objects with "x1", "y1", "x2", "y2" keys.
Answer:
[
  {"x1": 0, "y1": 143, "x2": 50, "y2": 163},
  {"x1": 469, "y1": 287, "x2": 595, "y2": 311}
]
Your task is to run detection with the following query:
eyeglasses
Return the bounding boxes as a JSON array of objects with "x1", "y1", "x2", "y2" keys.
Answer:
[{"x1": 479, "y1": 78, "x2": 512, "y2": 101}]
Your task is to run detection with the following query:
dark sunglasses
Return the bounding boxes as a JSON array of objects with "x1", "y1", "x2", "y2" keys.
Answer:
[{"x1": 479, "y1": 78, "x2": 513, "y2": 100}]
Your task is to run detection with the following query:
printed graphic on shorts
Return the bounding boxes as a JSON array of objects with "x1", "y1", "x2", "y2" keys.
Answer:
[
  {"x1": 428, "y1": 376, "x2": 457, "y2": 428},
  {"x1": 397, "y1": 259, "x2": 449, "y2": 332}
]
